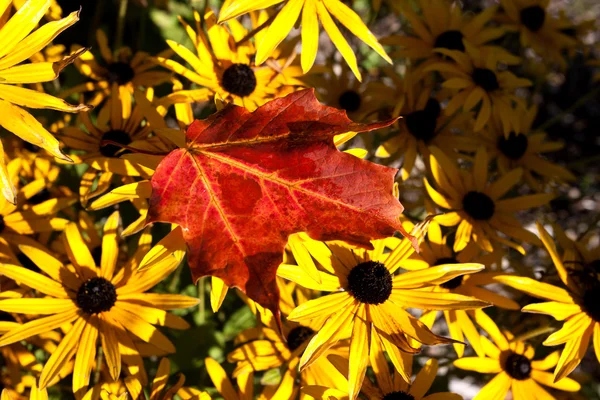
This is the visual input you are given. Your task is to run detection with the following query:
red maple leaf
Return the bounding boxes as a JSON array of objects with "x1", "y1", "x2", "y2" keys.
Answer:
[{"x1": 148, "y1": 89, "x2": 411, "y2": 316}]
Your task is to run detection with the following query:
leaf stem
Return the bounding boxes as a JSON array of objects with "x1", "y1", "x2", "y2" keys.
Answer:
[
  {"x1": 235, "y1": 11, "x2": 278, "y2": 47},
  {"x1": 115, "y1": 0, "x2": 129, "y2": 51},
  {"x1": 198, "y1": 276, "x2": 206, "y2": 324}
]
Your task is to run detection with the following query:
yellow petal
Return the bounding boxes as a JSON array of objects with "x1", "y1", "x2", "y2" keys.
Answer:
[
  {"x1": 316, "y1": 0, "x2": 361, "y2": 81},
  {"x1": 300, "y1": 0, "x2": 319, "y2": 73},
  {"x1": 204, "y1": 357, "x2": 238, "y2": 399},
  {"x1": 389, "y1": 290, "x2": 489, "y2": 310},
  {"x1": 100, "y1": 211, "x2": 121, "y2": 280},
  {"x1": 473, "y1": 371, "x2": 511, "y2": 400},
  {"x1": 394, "y1": 263, "x2": 484, "y2": 289},
  {"x1": 99, "y1": 314, "x2": 121, "y2": 381},
  {"x1": 322, "y1": 0, "x2": 391, "y2": 63},
  {"x1": 256, "y1": 0, "x2": 303, "y2": 65},
  {"x1": 72, "y1": 317, "x2": 99, "y2": 395},
  {"x1": 0, "y1": 47, "x2": 87, "y2": 84},
  {"x1": 522, "y1": 302, "x2": 581, "y2": 321},
  {"x1": 39, "y1": 316, "x2": 87, "y2": 389},
  {"x1": 0, "y1": 100, "x2": 70, "y2": 161},
  {"x1": 531, "y1": 370, "x2": 580, "y2": 392},
  {"x1": 137, "y1": 226, "x2": 186, "y2": 271},
  {"x1": 0, "y1": 264, "x2": 69, "y2": 298},
  {"x1": 494, "y1": 276, "x2": 574, "y2": 303},
  {"x1": 110, "y1": 306, "x2": 176, "y2": 353},
  {"x1": 0, "y1": 0, "x2": 52, "y2": 59},
  {"x1": 348, "y1": 305, "x2": 369, "y2": 400},
  {"x1": 454, "y1": 357, "x2": 501, "y2": 373},
  {"x1": 0, "y1": 298, "x2": 75, "y2": 314},
  {"x1": 217, "y1": 0, "x2": 284, "y2": 22},
  {"x1": 543, "y1": 312, "x2": 592, "y2": 346},
  {"x1": 288, "y1": 292, "x2": 353, "y2": 322},
  {"x1": 409, "y1": 358, "x2": 437, "y2": 398},
  {"x1": 0, "y1": 9, "x2": 80, "y2": 70},
  {"x1": 88, "y1": 180, "x2": 152, "y2": 210},
  {"x1": 63, "y1": 222, "x2": 97, "y2": 280},
  {"x1": 0, "y1": 83, "x2": 90, "y2": 112}
]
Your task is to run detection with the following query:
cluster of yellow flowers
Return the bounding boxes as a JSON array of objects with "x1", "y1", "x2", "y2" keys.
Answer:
[{"x1": 0, "y1": 0, "x2": 598, "y2": 399}]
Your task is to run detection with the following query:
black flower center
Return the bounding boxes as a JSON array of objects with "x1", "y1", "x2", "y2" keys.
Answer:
[
  {"x1": 520, "y1": 6, "x2": 546, "y2": 32},
  {"x1": 346, "y1": 261, "x2": 392, "y2": 304},
  {"x1": 100, "y1": 130, "x2": 132, "y2": 157},
  {"x1": 338, "y1": 90, "x2": 362, "y2": 113},
  {"x1": 28, "y1": 188, "x2": 51, "y2": 205},
  {"x1": 107, "y1": 62, "x2": 135, "y2": 85},
  {"x1": 462, "y1": 191, "x2": 495, "y2": 221},
  {"x1": 286, "y1": 326, "x2": 315, "y2": 351},
  {"x1": 382, "y1": 391, "x2": 415, "y2": 400},
  {"x1": 76, "y1": 277, "x2": 117, "y2": 314},
  {"x1": 23, "y1": 142, "x2": 41, "y2": 153},
  {"x1": 498, "y1": 132, "x2": 529, "y2": 160},
  {"x1": 503, "y1": 351, "x2": 532, "y2": 380},
  {"x1": 0, "y1": 215, "x2": 5, "y2": 234},
  {"x1": 472, "y1": 68, "x2": 499, "y2": 92},
  {"x1": 405, "y1": 99, "x2": 442, "y2": 143},
  {"x1": 434, "y1": 30, "x2": 465, "y2": 52},
  {"x1": 17, "y1": 252, "x2": 40, "y2": 273},
  {"x1": 581, "y1": 284, "x2": 600, "y2": 322},
  {"x1": 221, "y1": 64, "x2": 257, "y2": 97}
]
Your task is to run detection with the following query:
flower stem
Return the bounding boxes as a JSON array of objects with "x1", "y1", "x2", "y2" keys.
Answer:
[
  {"x1": 235, "y1": 11, "x2": 278, "y2": 47},
  {"x1": 115, "y1": 0, "x2": 129, "y2": 50}
]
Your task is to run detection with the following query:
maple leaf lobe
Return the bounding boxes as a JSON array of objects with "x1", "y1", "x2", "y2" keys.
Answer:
[{"x1": 148, "y1": 89, "x2": 407, "y2": 315}]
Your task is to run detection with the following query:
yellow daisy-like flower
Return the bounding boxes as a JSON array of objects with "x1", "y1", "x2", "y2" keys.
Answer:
[
  {"x1": 0, "y1": 212, "x2": 197, "y2": 396},
  {"x1": 383, "y1": 0, "x2": 519, "y2": 66},
  {"x1": 218, "y1": 0, "x2": 391, "y2": 80},
  {"x1": 425, "y1": 146, "x2": 554, "y2": 253},
  {"x1": 413, "y1": 220, "x2": 520, "y2": 357},
  {"x1": 0, "y1": 1, "x2": 90, "y2": 204},
  {"x1": 426, "y1": 44, "x2": 531, "y2": 134},
  {"x1": 498, "y1": 0, "x2": 578, "y2": 68},
  {"x1": 89, "y1": 358, "x2": 210, "y2": 400},
  {"x1": 62, "y1": 29, "x2": 171, "y2": 108},
  {"x1": 1, "y1": 385, "x2": 47, "y2": 400},
  {"x1": 374, "y1": 71, "x2": 471, "y2": 180},
  {"x1": 454, "y1": 310, "x2": 581, "y2": 399},
  {"x1": 457, "y1": 107, "x2": 575, "y2": 192},
  {"x1": 0, "y1": 178, "x2": 71, "y2": 250},
  {"x1": 279, "y1": 225, "x2": 488, "y2": 399},
  {"x1": 59, "y1": 85, "x2": 169, "y2": 208},
  {"x1": 156, "y1": 10, "x2": 301, "y2": 111},
  {"x1": 205, "y1": 356, "x2": 296, "y2": 400},
  {"x1": 305, "y1": 351, "x2": 461, "y2": 400},
  {"x1": 496, "y1": 222, "x2": 600, "y2": 382}
]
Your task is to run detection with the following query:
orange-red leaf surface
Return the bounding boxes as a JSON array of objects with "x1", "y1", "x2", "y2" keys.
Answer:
[{"x1": 148, "y1": 89, "x2": 409, "y2": 315}]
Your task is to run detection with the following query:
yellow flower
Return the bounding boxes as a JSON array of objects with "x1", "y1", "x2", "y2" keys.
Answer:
[
  {"x1": 454, "y1": 310, "x2": 581, "y2": 399},
  {"x1": 218, "y1": 0, "x2": 391, "y2": 80},
  {"x1": 0, "y1": 212, "x2": 198, "y2": 396},
  {"x1": 61, "y1": 29, "x2": 171, "y2": 108},
  {"x1": 205, "y1": 356, "x2": 296, "y2": 400},
  {"x1": 413, "y1": 220, "x2": 520, "y2": 357},
  {"x1": 383, "y1": 0, "x2": 519, "y2": 65},
  {"x1": 426, "y1": 44, "x2": 531, "y2": 134},
  {"x1": 305, "y1": 352, "x2": 461, "y2": 400},
  {"x1": 1, "y1": 385, "x2": 47, "y2": 400},
  {"x1": 374, "y1": 70, "x2": 472, "y2": 180},
  {"x1": 425, "y1": 146, "x2": 554, "y2": 253},
  {"x1": 0, "y1": 178, "x2": 72, "y2": 250},
  {"x1": 279, "y1": 224, "x2": 488, "y2": 399},
  {"x1": 498, "y1": 0, "x2": 578, "y2": 68},
  {"x1": 495, "y1": 222, "x2": 600, "y2": 382},
  {"x1": 0, "y1": 1, "x2": 90, "y2": 204},
  {"x1": 59, "y1": 85, "x2": 170, "y2": 210},
  {"x1": 456, "y1": 106, "x2": 575, "y2": 192},
  {"x1": 156, "y1": 10, "x2": 302, "y2": 111}
]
